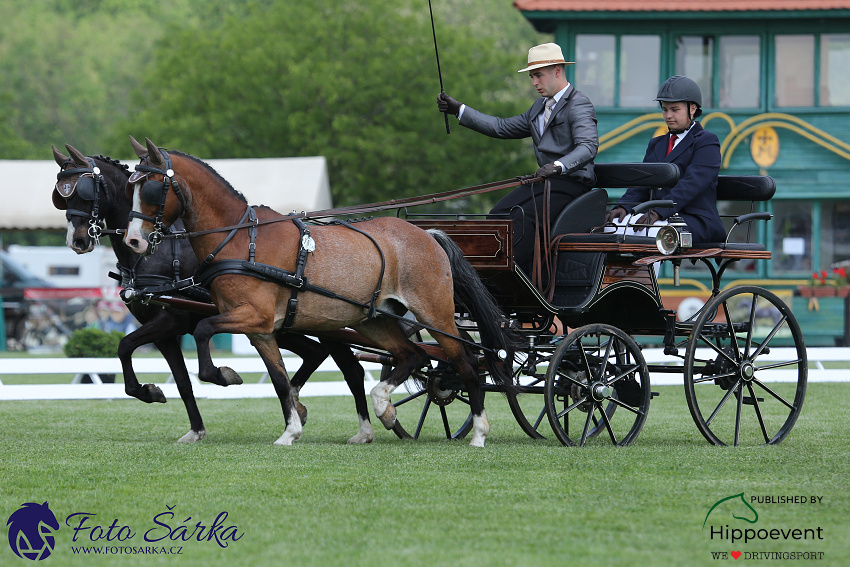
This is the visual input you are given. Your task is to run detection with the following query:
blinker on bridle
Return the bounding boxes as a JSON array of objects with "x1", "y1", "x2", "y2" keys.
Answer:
[
  {"x1": 55, "y1": 157, "x2": 108, "y2": 243},
  {"x1": 129, "y1": 147, "x2": 186, "y2": 254}
]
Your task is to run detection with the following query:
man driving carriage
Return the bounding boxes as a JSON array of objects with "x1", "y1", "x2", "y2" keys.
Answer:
[
  {"x1": 604, "y1": 75, "x2": 725, "y2": 243},
  {"x1": 437, "y1": 43, "x2": 598, "y2": 275}
]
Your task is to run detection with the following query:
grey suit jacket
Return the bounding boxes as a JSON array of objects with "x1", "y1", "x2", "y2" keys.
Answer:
[{"x1": 458, "y1": 85, "x2": 598, "y2": 186}]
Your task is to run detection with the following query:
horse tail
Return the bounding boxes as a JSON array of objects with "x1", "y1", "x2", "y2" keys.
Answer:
[{"x1": 427, "y1": 229, "x2": 516, "y2": 392}]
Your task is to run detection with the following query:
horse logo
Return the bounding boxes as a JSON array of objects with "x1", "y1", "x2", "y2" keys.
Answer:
[
  {"x1": 6, "y1": 502, "x2": 60, "y2": 561},
  {"x1": 703, "y1": 492, "x2": 759, "y2": 528}
]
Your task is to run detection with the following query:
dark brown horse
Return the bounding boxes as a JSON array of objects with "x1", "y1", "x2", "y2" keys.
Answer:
[
  {"x1": 52, "y1": 144, "x2": 375, "y2": 444},
  {"x1": 123, "y1": 137, "x2": 514, "y2": 446}
]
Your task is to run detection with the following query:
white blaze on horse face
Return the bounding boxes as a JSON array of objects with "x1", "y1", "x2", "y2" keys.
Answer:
[{"x1": 124, "y1": 181, "x2": 149, "y2": 254}]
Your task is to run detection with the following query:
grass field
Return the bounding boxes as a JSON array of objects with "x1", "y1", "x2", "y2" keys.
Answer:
[{"x1": 1, "y1": 382, "x2": 848, "y2": 566}]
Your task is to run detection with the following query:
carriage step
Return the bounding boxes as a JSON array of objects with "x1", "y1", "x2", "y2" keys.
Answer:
[
  {"x1": 742, "y1": 396, "x2": 764, "y2": 405},
  {"x1": 651, "y1": 391, "x2": 660, "y2": 398}
]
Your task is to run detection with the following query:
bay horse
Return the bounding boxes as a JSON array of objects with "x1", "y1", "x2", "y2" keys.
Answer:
[
  {"x1": 52, "y1": 144, "x2": 375, "y2": 444},
  {"x1": 123, "y1": 137, "x2": 515, "y2": 447}
]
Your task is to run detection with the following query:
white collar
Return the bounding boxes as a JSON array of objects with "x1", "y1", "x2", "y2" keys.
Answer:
[{"x1": 551, "y1": 83, "x2": 570, "y2": 104}]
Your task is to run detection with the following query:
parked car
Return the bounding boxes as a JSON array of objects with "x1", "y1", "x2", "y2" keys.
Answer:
[{"x1": 1, "y1": 250, "x2": 53, "y2": 350}]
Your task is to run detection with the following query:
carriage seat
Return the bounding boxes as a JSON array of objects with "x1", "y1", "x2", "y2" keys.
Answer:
[{"x1": 690, "y1": 175, "x2": 776, "y2": 252}]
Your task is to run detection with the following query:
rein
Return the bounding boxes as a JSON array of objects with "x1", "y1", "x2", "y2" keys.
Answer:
[{"x1": 142, "y1": 173, "x2": 540, "y2": 241}]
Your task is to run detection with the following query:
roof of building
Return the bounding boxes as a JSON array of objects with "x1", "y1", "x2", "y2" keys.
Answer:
[
  {"x1": 514, "y1": 0, "x2": 850, "y2": 11},
  {"x1": 1, "y1": 157, "x2": 332, "y2": 230}
]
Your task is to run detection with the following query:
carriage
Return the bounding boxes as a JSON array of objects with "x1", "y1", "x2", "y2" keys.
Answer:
[
  {"x1": 54, "y1": 139, "x2": 807, "y2": 448},
  {"x1": 395, "y1": 162, "x2": 807, "y2": 447}
]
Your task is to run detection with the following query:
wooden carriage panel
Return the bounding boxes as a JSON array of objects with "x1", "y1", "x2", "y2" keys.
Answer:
[
  {"x1": 408, "y1": 219, "x2": 513, "y2": 270},
  {"x1": 601, "y1": 259, "x2": 655, "y2": 291}
]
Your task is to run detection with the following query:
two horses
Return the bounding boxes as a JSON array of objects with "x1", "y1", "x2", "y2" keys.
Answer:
[
  {"x1": 123, "y1": 137, "x2": 515, "y2": 447},
  {"x1": 51, "y1": 143, "x2": 374, "y2": 444}
]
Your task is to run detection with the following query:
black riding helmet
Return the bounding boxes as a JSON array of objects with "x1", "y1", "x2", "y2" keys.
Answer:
[{"x1": 655, "y1": 75, "x2": 703, "y2": 119}]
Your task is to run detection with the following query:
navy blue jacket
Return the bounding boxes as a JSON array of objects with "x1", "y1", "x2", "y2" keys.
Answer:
[{"x1": 618, "y1": 121, "x2": 725, "y2": 243}]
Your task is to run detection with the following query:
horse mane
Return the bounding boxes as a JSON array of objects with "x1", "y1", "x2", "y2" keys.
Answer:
[
  {"x1": 170, "y1": 150, "x2": 248, "y2": 204},
  {"x1": 91, "y1": 155, "x2": 129, "y2": 172}
]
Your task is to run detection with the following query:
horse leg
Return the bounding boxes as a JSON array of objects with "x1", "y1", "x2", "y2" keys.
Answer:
[
  {"x1": 193, "y1": 316, "x2": 244, "y2": 387},
  {"x1": 154, "y1": 336, "x2": 206, "y2": 443},
  {"x1": 354, "y1": 319, "x2": 430, "y2": 431},
  {"x1": 275, "y1": 332, "x2": 329, "y2": 425},
  {"x1": 249, "y1": 335, "x2": 302, "y2": 445},
  {"x1": 430, "y1": 324, "x2": 490, "y2": 447},
  {"x1": 323, "y1": 339, "x2": 374, "y2": 444},
  {"x1": 116, "y1": 320, "x2": 169, "y2": 404}
]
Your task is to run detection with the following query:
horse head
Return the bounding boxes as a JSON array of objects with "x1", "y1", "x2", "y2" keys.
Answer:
[
  {"x1": 51, "y1": 144, "x2": 129, "y2": 254},
  {"x1": 124, "y1": 136, "x2": 188, "y2": 256},
  {"x1": 6, "y1": 502, "x2": 60, "y2": 561}
]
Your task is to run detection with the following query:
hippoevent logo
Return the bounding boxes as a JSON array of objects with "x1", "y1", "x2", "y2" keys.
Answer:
[
  {"x1": 6, "y1": 502, "x2": 243, "y2": 560},
  {"x1": 703, "y1": 491, "x2": 826, "y2": 561},
  {"x1": 6, "y1": 502, "x2": 59, "y2": 561}
]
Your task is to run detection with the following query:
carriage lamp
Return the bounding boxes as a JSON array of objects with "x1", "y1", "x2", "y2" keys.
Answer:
[
  {"x1": 655, "y1": 213, "x2": 692, "y2": 256},
  {"x1": 655, "y1": 214, "x2": 692, "y2": 287}
]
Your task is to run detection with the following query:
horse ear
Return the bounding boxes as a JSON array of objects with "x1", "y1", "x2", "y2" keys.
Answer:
[
  {"x1": 145, "y1": 137, "x2": 165, "y2": 167},
  {"x1": 52, "y1": 145, "x2": 69, "y2": 166},
  {"x1": 129, "y1": 135, "x2": 147, "y2": 158},
  {"x1": 66, "y1": 144, "x2": 88, "y2": 167}
]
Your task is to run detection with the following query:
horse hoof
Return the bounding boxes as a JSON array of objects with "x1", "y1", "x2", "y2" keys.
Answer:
[
  {"x1": 177, "y1": 429, "x2": 206, "y2": 443},
  {"x1": 219, "y1": 366, "x2": 243, "y2": 386},
  {"x1": 378, "y1": 404, "x2": 397, "y2": 430},
  {"x1": 296, "y1": 402, "x2": 308, "y2": 426},
  {"x1": 347, "y1": 432, "x2": 375, "y2": 445},
  {"x1": 144, "y1": 383, "x2": 167, "y2": 403},
  {"x1": 273, "y1": 431, "x2": 302, "y2": 446}
]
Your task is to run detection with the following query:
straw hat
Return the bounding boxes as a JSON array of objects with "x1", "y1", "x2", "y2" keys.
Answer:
[{"x1": 518, "y1": 43, "x2": 575, "y2": 73}]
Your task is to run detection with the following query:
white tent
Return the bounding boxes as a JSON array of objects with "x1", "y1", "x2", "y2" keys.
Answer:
[{"x1": 0, "y1": 156, "x2": 332, "y2": 230}]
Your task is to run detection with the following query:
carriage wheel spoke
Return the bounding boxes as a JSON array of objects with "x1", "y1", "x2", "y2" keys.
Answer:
[
  {"x1": 608, "y1": 396, "x2": 644, "y2": 416},
  {"x1": 599, "y1": 403, "x2": 619, "y2": 445},
  {"x1": 440, "y1": 406, "x2": 452, "y2": 438},
  {"x1": 756, "y1": 358, "x2": 804, "y2": 372},
  {"x1": 705, "y1": 380, "x2": 741, "y2": 427},
  {"x1": 532, "y1": 407, "x2": 546, "y2": 430},
  {"x1": 414, "y1": 397, "x2": 431, "y2": 438},
  {"x1": 607, "y1": 364, "x2": 641, "y2": 386},
  {"x1": 697, "y1": 332, "x2": 739, "y2": 366},
  {"x1": 394, "y1": 388, "x2": 427, "y2": 407},
  {"x1": 579, "y1": 403, "x2": 595, "y2": 446},
  {"x1": 734, "y1": 384, "x2": 743, "y2": 446},
  {"x1": 752, "y1": 379, "x2": 796, "y2": 410},
  {"x1": 721, "y1": 300, "x2": 743, "y2": 363},
  {"x1": 744, "y1": 293, "x2": 759, "y2": 357},
  {"x1": 747, "y1": 382, "x2": 770, "y2": 444},
  {"x1": 693, "y1": 370, "x2": 736, "y2": 384},
  {"x1": 750, "y1": 318, "x2": 789, "y2": 363},
  {"x1": 556, "y1": 396, "x2": 587, "y2": 420}
]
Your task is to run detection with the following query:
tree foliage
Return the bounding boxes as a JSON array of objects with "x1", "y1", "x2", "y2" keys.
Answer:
[{"x1": 2, "y1": 0, "x2": 546, "y2": 210}]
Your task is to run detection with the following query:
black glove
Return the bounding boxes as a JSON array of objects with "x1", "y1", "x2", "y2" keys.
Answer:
[
  {"x1": 605, "y1": 206, "x2": 627, "y2": 224},
  {"x1": 636, "y1": 210, "x2": 662, "y2": 226},
  {"x1": 437, "y1": 93, "x2": 461, "y2": 116},
  {"x1": 534, "y1": 163, "x2": 562, "y2": 178}
]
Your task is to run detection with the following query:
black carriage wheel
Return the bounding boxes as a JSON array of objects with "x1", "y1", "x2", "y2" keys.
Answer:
[
  {"x1": 544, "y1": 324, "x2": 650, "y2": 446},
  {"x1": 506, "y1": 370, "x2": 547, "y2": 440},
  {"x1": 383, "y1": 326, "x2": 475, "y2": 441},
  {"x1": 684, "y1": 286, "x2": 807, "y2": 446}
]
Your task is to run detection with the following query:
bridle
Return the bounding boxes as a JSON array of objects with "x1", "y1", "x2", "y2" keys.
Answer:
[
  {"x1": 54, "y1": 157, "x2": 112, "y2": 244},
  {"x1": 128, "y1": 148, "x2": 186, "y2": 254}
]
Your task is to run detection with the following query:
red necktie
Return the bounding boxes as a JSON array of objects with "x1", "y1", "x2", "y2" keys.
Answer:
[{"x1": 666, "y1": 134, "x2": 677, "y2": 156}]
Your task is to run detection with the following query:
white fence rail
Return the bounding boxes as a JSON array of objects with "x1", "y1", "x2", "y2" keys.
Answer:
[
  {"x1": 0, "y1": 348, "x2": 846, "y2": 401},
  {"x1": 0, "y1": 356, "x2": 382, "y2": 401}
]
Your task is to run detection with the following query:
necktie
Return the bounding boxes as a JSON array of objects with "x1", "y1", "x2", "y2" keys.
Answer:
[
  {"x1": 666, "y1": 134, "x2": 677, "y2": 156},
  {"x1": 543, "y1": 97, "x2": 556, "y2": 126}
]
